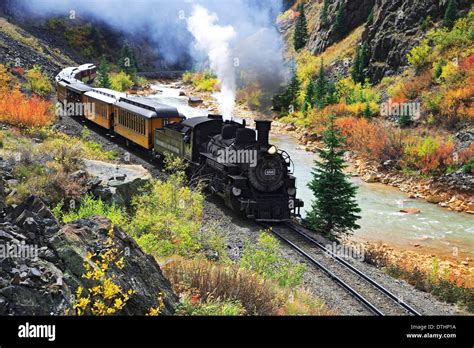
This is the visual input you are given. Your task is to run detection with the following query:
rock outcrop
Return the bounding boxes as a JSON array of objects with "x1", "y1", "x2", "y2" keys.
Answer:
[
  {"x1": 0, "y1": 196, "x2": 178, "y2": 315},
  {"x1": 362, "y1": 0, "x2": 472, "y2": 82},
  {"x1": 83, "y1": 159, "x2": 152, "y2": 206},
  {"x1": 307, "y1": 0, "x2": 375, "y2": 55},
  {"x1": 288, "y1": 0, "x2": 471, "y2": 83}
]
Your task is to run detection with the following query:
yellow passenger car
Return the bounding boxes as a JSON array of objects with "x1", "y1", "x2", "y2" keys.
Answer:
[
  {"x1": 113, "y1": 97, "x2": 184, "y2": 149},
  {"x1": 83, "y1": 89, "x2": 125, "y2": 130}
]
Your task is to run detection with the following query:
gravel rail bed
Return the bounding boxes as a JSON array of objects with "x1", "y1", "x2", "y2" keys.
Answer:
[
  {"x1": 57, "y1": 115, "x2": 464, "y2": 316},
  {"x1": 269, "y1": 224, "x2": 417, "y2": 315}
]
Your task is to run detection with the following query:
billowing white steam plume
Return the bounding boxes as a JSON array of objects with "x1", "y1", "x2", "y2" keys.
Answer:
[{"x1": 187, "y1": 5, "x2": 236, "y2": 120}]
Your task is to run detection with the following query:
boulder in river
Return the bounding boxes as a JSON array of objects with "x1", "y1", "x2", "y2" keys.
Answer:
[
  {"x1": 400, "y1": 208, "x2": 421, "y2": 214},
  {"x1": 188, "y1": 96, "x2": 203, "y2": 106}
]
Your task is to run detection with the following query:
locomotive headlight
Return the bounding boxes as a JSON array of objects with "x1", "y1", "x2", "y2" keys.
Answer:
[
  {"x1": 287, "y1": 187, "x2": 296, "y2": 196},
  {"x1": 267, "y1": 145, "x2": 277, "y2": 155},
  {"x1": 232, "y1": 187, "x2": 242, "y2": 197}
]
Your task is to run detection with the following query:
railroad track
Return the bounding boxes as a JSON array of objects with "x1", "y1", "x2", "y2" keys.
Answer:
[
  {"x1": 259, "y1": 221, "x2": 422, "y2": 316},
  {"x1": 73, "y1": 116, "x2": 421, "y2": 316}
]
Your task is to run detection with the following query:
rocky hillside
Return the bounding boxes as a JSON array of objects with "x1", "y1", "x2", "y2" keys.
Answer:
[
  {"x1": 282, "y1": 0, "x2": 472, "y2": 82},
  {"x1": 0, "y1": 195, "x2": 178, "y2": 315},
  {"x1": 0, "y1": 16, "x2": 78, "y2": 79}
]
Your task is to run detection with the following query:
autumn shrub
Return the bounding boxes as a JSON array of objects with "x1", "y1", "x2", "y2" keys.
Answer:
[
  {"x1": 182, "y1": 71, "x2": 217, "y2": 92},
  {"x1": 110, "y1": 71, "x2": 133, "y2": 92},
  {"x1": 163, "y1": 256, "x2": 332, "y2": 316},
  {"x1": 365, "y1": 245, "x2": 474, "y2": 312},
  {"x1": 0, "y1": 89, "x2": 54, "y2": 128},
  {"x1": 402, "y1": 136, "x2": 455, "y2": 173},
  {"x1": 0, "y1": 64, "x2": 15, "y2": 93},
  {"x1": 335, "y1": 77, "x2": 381, "y2": 106},
  {"x1": 73, "y1": 227, "x2": 135, "y2": 315},
  {"x1": 1, "y1": 130, "x2": 113, "y2": 205},
  {"x1": 240, "y1": 232, "x2": 306, "y2": 288},
  {"x1": 25, "y1": 65, "x2": 53, "y2": 97},
  {"x1": 335, "y1": 117, "x2": 404, "y2": 163},
  {"x1": 407, "y1": 39, "x2": 432, "y2": 71},
  {"x1": 162, "y1": 257, "x2": 279, "y2": 315},
  {"x1": 427, "y1": 6, "x2": 474, "y2": 54},
  {"x1": 39, "y1": 132, "x2": 117, "y2": 162},
  {"x1": 396, "y1": 71, "x2": 432, "y2": 100},
  {"x1": 54, "y1": 194, "x2": 126, "y2": 226},
  {"x1": 177, "y1": 295, "x2": 246, "y2": 316},
  {"x1": 236, "y1": 82, "x2": 263, "y2": 110},
  {"x1": 458, "y1": 143, "x2": 474, "y2": 173},
  {"x1": 438, "y1": 83, "x2": 474, "y2": 127},
  {"x1": 127, "y1": 172, "x2": 204, "y2": 257}
]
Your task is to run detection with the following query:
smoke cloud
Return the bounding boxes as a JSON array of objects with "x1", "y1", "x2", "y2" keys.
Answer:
[
  {"x1": 9, "y1": 0, "x2": 289, "y2": 115},
  {"x1": 187, "y1": 5, "x2": 237, "y2": 119}
]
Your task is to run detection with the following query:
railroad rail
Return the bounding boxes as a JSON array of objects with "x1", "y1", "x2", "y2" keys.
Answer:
[
  {"x1": 72, "y1": 115, "x2": 422, "y2": 316},
  {"x1": 260, "y1": 221, "x2": 422, "y2": 316}
]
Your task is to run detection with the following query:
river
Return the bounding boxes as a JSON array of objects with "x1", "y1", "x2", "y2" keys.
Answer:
[{"x1": 147, "y1": 84, "x2": 474, "y2": 261}]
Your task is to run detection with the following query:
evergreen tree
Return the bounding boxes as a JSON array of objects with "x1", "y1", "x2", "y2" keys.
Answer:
[
  {"x1": 314, "y1": 60, "x2": 327, "y2": 109},
  {"x1": 443, "y1": 0, "x2": 457, "y2": 29},
  {"x1": 293, "y1": 2, "x2": 309, "y2": 51},
  {"x1": 118, "y1": 40, "x2": 137, "y2": 78},
  {"x1": 272, "y1": 72, "x2": 301, "y2": 113},
  {"x1": 97, "y1": 56, "x2": 111, "y2": 89},
  {"x1": 363, "y1": 103, "x2": 372, "y2": 119},
  {"x1": 398, "y1": 110, "x2": 412, "y2": 127},
  {"x1": 320, "y1": 0, "x2": 329, "y2": 27},
  {"x1": 332, "y1": 1, "x2": 346, "y2": 38},
  {"x1": 351, "y1": 41, "x2": 368, "y2": 84},
  {"x1": 306, "y1": 116, "x2": 361, "y2": 239},
  {"x1": 302, "y1": 79, "x2": 315, "y2": 111},
  {"x1": 366, "y1": 7, "x2": 374, "y2": 26}
]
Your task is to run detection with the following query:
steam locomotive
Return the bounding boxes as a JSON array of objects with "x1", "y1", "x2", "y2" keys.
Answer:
[{"x1": 55, "y1": 65, "x2": 303, "y2": 221}]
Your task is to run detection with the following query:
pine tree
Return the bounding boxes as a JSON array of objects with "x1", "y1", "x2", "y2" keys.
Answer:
[
  {"x1": 443, "y1": 0, "x2": 457, "y2": 29},
  {"x1": 363, "y1": 103, "x2": 372, "y2": 119},
  {"x1": 314, "y1": 60, "x2": 327, "y2": 109},
  {"x1": 306, "y1": 116, "x2": 361, "y2": 239},
  {"x1": 272, "y1": 72, "x2": 301, "y2": 113},
  {"x1": 293, "y1": 2, "x2": 309, "y2": 51},
  {"x1": 97, "y1": 56, "x2": 111, "y2": 89},
  {"x1": 332, "y1": 1, "x2": 346, "y2": 38},
  {"x1": 366, "y1": 7, "x2": 374, "y2": 26},
  {"x1": 118, "y1": 40, "x2": 137, "y2": 78},
  {"x1": 320, "y1": 0, "x2": 329, "y2": 27},
  {"x1": 286, "y1": 73, "x2": 301, "y2": 112},
  {"x1": 398, "y1": 110, "x2": 412, "y2": 127},
  {"x1": 351, "y1": 41, "x2": 368, "y2": 84},
  {"x1": 302, "y1": 79, "x2": 315, "y2": 112}
]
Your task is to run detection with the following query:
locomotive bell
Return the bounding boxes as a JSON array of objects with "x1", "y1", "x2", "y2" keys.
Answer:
[{"x1": 255, "y1": 120, "x2": 272, "y2": 148}]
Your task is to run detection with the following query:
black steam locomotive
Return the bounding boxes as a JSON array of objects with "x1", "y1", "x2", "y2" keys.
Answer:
[
  {"x1": 55, "y1": 64, "x2": 303, "y2": 221},
  {"x1": 154, "y1": 115, "x2": 303, "y2": 221}
]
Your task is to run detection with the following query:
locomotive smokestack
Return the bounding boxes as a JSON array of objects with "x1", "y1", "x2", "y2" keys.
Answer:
[{"x1": 255, "y1": 120, "x2": 271, "y2": 147}]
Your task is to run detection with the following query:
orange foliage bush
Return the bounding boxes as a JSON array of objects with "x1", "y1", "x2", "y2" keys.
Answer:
[
  {"x1": 458, "y1": 143, "x2": 474, "y2": 163},
  {"x1": 403, "y1": 136, "x2": 455, "y2": 173},
  {"x1": 0, "y1": 89, "x2": 54, "y2": 128},
  {"x1": 438, "y1": 82, "x2": 474, "y2": 127},
  {"x1": 398, "y1": 71, "x2": 432, "y2": 100},
  {"x1": 460, "y1": 54, "x2": 474, "y2": 71},
  {"x1": 335, "y1": 117, "x2": 403, "y2": 163}
]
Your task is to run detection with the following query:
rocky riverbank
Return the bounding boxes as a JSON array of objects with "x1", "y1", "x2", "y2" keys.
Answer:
[{"x1": 271, "y1": 121, "x2": 474, "y2": 215}]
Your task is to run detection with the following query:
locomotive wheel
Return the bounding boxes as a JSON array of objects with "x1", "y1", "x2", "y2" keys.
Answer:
[{"x1": 248, "y1": 154, "x2": 286, "y2": 192}]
